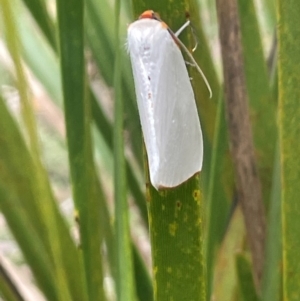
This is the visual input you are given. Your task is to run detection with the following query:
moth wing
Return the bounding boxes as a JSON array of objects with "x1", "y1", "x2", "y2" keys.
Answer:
[
  {"x1": 149, "y1": 30, "x2": 203, "y2": 189},
  {"x1": 128, "y1": 21, "x2": 203, "y2": 190},
  {"x1": 127, "y1": 21, "x2": 161, "y2": 177}
]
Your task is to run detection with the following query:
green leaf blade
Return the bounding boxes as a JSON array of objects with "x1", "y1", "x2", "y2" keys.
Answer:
[
  {"x1": 56, "y1": 0, "x2": 104, "y2": 299},
  {"x1": 278, "y1": 1, "x2": 300, "y2": 300},
  {"x1": 148, "y1": 178, "x2": 205, "y2": 301}
]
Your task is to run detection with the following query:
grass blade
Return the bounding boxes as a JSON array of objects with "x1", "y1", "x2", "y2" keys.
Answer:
[
  {"x1": 212, "y1": 208, "x2": 245, "y2": 301},
  {"x1": 132, "y1": 245, "x2": 153, "y2": 301},
  {"x1": 237, "y1": 0, "x2": 276, "y2": 205},
  {"x1": 236, "y1": 253, "x2": 260, "y2": 301},
  {"x1": 21, "y1": 0, "x2": 56, "y2": 49},
  {"x1": 216, "y1": 0, "x2": 266, "y2": 288},
  {"x1": 113, "y1": 1, "x2": 137, "y2": 300},
  {"x1": 262, "y1": 145, "x2": 282, "y2": 301},
  {"x1": 0, "y1": 2, "x2": 88, "y2": 300},
  {"x1": 85, "y1": 0, "x2": 143, "y2": 167},
  {"x1": 0, "y1": 261, "x2": 25, "y2": 301},
  {"x1": 0, "y1": 97, "x2": 57, "y2": 299},
  {"x1": 278, "y1": 1, "x2": 300, "y2": 300},
  {"x1": 206, "y1": 92, "x2": 233, "y2": 299},
  {"x1": 56, "y1": 0, "x2": 104, "y2": 299},
  {"x1": 147, "y1": 179, "x2": 205, "y2": 301}
]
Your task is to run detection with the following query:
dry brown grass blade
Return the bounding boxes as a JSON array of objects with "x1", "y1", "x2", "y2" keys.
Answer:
[{"x1": 216, "y1": 0, "x2": 266, "y2": 291}]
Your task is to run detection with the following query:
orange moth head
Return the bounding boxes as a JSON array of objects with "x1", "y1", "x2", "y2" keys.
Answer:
[
  {"x1": 139, "y1": 10, "x2": 161, "y2": 21},
  {"x1": 138, "y1": 10, "x2": 168, "y2": 29}
]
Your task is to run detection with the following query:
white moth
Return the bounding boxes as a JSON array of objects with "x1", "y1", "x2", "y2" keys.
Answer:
[{"x1": 127, "y1": 10, "x2": 211, "y2": 190}]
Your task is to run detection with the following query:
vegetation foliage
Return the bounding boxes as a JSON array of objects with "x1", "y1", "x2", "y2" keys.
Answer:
[{"x1": 0, "y1": 0, "x2": 299, "y2": 300}]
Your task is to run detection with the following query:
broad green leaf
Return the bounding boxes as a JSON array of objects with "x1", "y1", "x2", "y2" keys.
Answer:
[{"x1": 278, "y1": 1, "x2": 300, "y2": 300}]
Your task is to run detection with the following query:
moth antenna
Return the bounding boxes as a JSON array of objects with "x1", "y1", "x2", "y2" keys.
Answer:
[
  {"x1": 175, "y1": 37, "x2": 212, "y2": 98},
  {"x1": 175, "y1": 20, "x2": 190, "y2": 37},
  {"x1": 175, "y1": 15, "x2": 198, "y2": 52},
  {"x1": 190, "y1": 25, "x2": 199, "y2": 52}
]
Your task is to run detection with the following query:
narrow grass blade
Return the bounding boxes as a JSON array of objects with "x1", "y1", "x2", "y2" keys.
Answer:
[
  {"x1": 277, "y1": 1, "x2": 300, "y2": 300},
  {"x1": 212, "y1": 208, "x2": 245, "y2": 301},
  {"x1": 132, "y1": 245, "x2": 153, "y2": 301},
  {"x1": 56, "y1": 0, "x2": 104, "y2": 299},
  {"x1": 21, "y1": 0, "x2": 56, "y2": 49},
  {"x1": 262, "y1": 145, "x2": 282, "y2": 301},
  {"x1": 90, "y1": 93, "x2": 148, "y2": 224},
  {"x1": 206, "y1": 92, "x2": 233, "y2": 299},
  {"x1": 237, "y1": 0, "x2": 276, "y2": 205},
  {"x1": 0, "y1": 260, "x2": 26, "y2": 301},
  {"x1": 17, "y1": 12, "x2": 62, "y2": 105},
  {"x1": 216, "y1": 0, "x2": 266, "y2": 288},
  {"x1": 113, "y1": 1, "x2": 137, "y2": 300},
  {"x1": 236, "y1": 253, "x2": 260, "y2": 301},
  {"x1": 261, "y1": 0, "x2": 276, "y2": 32}
]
